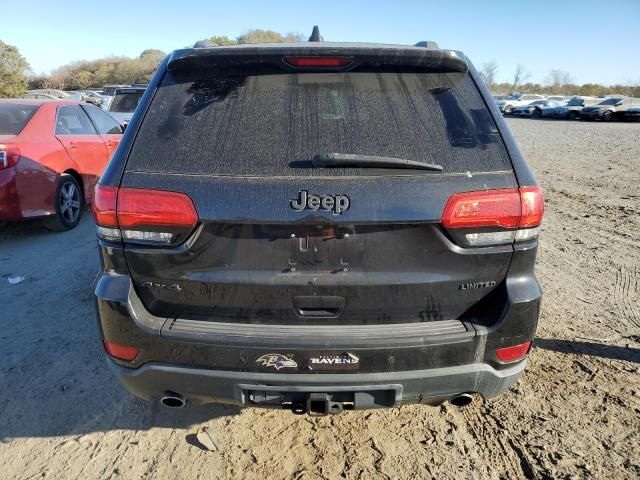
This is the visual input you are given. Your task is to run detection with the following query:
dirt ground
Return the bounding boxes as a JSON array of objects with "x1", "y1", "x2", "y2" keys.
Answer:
[{"x1": 1, "y1": 118, "x2": 639, "y2": 480}]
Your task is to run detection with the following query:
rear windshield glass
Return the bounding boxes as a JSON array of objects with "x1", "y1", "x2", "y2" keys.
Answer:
[
  {"x1": 110, "y1": 92, "x2": 144, "y2": 113},
  {"x1": 127, "y1": 68, "x2": 511, "y2": 176},
  {"x1": 0, "y1": 104, "x2": 39, "y2": 134}
]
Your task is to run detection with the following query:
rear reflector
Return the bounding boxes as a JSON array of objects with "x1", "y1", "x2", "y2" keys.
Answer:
[
  {"x1": 495, "y1": 341, "x2": 532, "y2": 362},
  {"x1": 92, "y1": 185, "x2": 198, "y2": 245},
  {"x1": 103, "y1": 340, "x2": 139, "y2": 361},
  {"x1": 284, "y1": 56, "x2": 354, "y2": 68}
]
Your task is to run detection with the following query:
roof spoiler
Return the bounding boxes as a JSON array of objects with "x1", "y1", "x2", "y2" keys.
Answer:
[{"x1": 167, "y1": 46, "x2": 467, "y2": 74}]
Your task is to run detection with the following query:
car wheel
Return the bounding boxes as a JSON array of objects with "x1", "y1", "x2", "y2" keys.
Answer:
[
  {"x1": 503, "y1": 105, "x2": 513, "y2": 114},
  {"x1": 532, "y1": 108, "x2": 542, "y2": 118},
  {"x1": 44, "y1": 174, "x2": 84, "y2": 231},
  {"x1": 602, "y1": 110, "x2": 614, "y2": 122},
  {"x1": 568, "y1": 111, "x2": 578, "y2": 120}
]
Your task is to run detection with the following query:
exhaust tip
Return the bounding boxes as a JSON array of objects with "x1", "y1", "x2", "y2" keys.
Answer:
[
  {"x1": 449, "y1": 393, "x2": 475, "y2": 408},
  {"x1": 160, "y1": 392, "x2": 186, "y2": 408}
]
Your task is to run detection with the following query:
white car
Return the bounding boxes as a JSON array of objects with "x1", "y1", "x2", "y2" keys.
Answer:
[{"x1": 495, "y1": 94, "x2": 546, "y2": 114}]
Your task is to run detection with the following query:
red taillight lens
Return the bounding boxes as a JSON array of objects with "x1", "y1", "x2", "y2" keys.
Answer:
[
  {"x1": 441, "y1": 186, "x2": 544, "y2": 246},
  {"x1": 0, "y1": 146, "x2": 21, "y2": 169},
  {"x1": 92, "y1": 185, "x2": 199, "y2": 245},
  {"x1": 284, "y1": 56, "x2": 354, "y2": 68},
  {"x1": 93, "y1": 184, "x2": 118, "y2": 226},
  {"x1": 495, "y1": 341, "x2": 532, "y2": 362},
  {"x1": 518, "y1": 186, "x2": 544, "y2": 228},
  {"x1": 441, "y1": 189, "x2": 521, "y2": 229},
  {"x1": 442, "y1": 186, "x2": 544, "y2": 230},
  {"x1": 116, "y1": 188, "x2": 198, "y2": 230},
  {"x1": 103, "y1": 340, "x2": 139, "y2": 361}
]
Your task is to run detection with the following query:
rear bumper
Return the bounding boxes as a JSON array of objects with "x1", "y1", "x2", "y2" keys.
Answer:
[
  {"x1": 94, "y1": 239, "x2": 541, "y2": 409},
  {"x1": 95, "y1": 272, "x2": 540, "y2": 409},
  {"x1": 107, "y1": 356, "x2": 526, "y2": 408}
]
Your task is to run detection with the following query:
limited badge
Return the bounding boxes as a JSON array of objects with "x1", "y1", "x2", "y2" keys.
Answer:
[
  {"x1": 255, "y1": 353, "x2": 297, "y2": 371},
  {"x1": 308, "y1": 352, "x2": 360, "y2": 371}
]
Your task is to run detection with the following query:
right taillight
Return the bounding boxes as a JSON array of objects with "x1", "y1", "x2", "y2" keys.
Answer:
[
  {"x1": 92, "y1": 184, "x2": 199, "y2": 245},
  {"x1": 0, "y1": 146, "x2": 21, "y2": 170},
  {"x1": 441, "y1": 186, "x2": 543, "y2": 246}
]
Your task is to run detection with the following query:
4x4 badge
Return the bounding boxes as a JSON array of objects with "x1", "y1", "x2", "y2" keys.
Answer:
[
  {"x1": 255, "y1": 354, "x2": 297, "y2": 370},
  {"x1": 290, "y1": 190, "x2": 350, "y2": 215}
]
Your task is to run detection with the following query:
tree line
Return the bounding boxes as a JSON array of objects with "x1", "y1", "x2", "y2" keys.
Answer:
[
  {"x1": 1, "y1": 34, "x2": 638, "y2": 98},
  {"x1": 479, "y1": 61, "x2": 640, "y2": 97}
]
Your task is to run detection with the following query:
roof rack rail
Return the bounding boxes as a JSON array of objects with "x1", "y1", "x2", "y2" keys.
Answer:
[
  {"x1": 415, "y1": 41, "x2": 440, "y2": 49},
  {"x1": 308, "y1": 25, "x2": 323, "y2": 42}
]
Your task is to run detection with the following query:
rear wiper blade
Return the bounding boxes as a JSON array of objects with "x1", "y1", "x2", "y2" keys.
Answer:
[{"x1": 312, "y1": 153, "x2": 443, "y2": 172}]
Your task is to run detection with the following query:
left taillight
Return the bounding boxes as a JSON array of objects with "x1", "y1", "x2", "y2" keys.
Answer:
[
  {"x1": 441, "y1": 186, "x2": 544, "y2": 247},
  {"x1": 0, "y1": 147, "x2": 20, "y2": 170},
  {"x1": 92, "y1": 185, "x2": 199, "y2": 245}
]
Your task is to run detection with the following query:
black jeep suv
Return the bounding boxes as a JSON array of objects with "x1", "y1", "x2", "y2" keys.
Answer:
[{"x1": 93, "y1": 35, "x2": 543, "y2": 415}]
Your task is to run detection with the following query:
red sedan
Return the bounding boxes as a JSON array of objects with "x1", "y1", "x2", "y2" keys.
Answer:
[{"x1": 0, "y1": 99, "x2": 123, "y2": 230}]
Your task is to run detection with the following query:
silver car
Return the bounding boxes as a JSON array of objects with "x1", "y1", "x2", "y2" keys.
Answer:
[
  {"x1": 511, "y1": 100, "x2": 560, "y2": 118},
  {"x1": 580, "y1": 97, "x2": 639, "y2": 121}
]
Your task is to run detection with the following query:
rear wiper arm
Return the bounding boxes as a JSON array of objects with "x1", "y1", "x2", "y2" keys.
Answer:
[{"x1": 312, "y1": 153, "x2": 443, "y2": 172}]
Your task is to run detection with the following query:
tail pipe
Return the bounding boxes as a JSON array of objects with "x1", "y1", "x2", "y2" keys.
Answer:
[
  {"x1": 449, "y1": 393, "x2": 475, "y2": 408},
  {"x1": 160, "y1": 392, "x2": 187, "y2": 408}
]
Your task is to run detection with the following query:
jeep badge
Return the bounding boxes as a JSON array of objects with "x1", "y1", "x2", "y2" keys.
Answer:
[{"x1": 290, "y1": 190, "x2": 350, "y2": 215}]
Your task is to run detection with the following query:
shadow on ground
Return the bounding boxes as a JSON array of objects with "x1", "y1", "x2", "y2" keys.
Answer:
[
  {"x1": 535, "y1": 337, "x2": 640, "y2": 364},
  {"x1": 1, "y1": 214, "x2": 241, "y2": 440}
]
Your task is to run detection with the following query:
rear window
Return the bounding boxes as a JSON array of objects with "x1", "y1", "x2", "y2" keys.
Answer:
[
  {"x1": 0, "y1": 103, "x2": 39, "y2": 135},
  {"x1": 110, "y1": 92, "x2": 144, "y2": 113},
  {"x1": 127, "y1": 68, "x2": 511, "y2": 176}
]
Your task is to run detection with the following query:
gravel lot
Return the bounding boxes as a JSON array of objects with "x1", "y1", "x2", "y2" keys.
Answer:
[{"x1": 1, "y1": 118, "x2": 639, "y2": 480}]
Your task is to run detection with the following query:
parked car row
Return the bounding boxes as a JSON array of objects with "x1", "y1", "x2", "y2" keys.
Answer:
[
  {"x1": 20, "y1": 84, "x2": 147, "y2": 116},
  {"x1": 493, "y1": 93, "x2": 640, "y2": 122},
  {"x1": 21, "y1": 89, "x2": 104, "y2": 107}
]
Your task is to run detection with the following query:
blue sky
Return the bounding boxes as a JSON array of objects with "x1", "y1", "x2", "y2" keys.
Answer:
[{"x1": 3, "y1": 0, "x2": 639, "y2": 85}]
